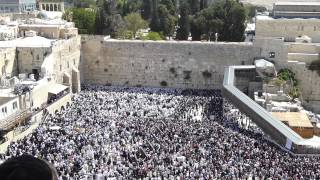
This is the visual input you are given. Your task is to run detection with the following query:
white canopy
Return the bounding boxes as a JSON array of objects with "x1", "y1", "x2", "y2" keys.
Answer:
[{"x1": 48, "y1": 84, "x2": 68, "y2": 95}]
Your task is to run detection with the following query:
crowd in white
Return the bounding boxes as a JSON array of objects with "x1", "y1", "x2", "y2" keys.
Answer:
[{"x1": 1, "y1": 85, "x2": 320, "y2": 179}]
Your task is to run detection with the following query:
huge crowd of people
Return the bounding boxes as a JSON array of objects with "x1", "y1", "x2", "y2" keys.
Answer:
[{"x1": 1, "y1": 85, "x2": 320, "y2": 179}]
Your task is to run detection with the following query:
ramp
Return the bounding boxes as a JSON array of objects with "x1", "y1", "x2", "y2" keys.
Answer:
[{"x1": 222, "y1": 66, "x2": 320, "y2": 154}]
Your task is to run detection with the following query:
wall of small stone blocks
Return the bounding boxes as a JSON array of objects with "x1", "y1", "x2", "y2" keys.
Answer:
[{"x1": 81, "y1": 36, "x2": 260, "y2": 89}]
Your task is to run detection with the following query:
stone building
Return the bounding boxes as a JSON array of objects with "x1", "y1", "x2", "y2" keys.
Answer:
[
  {"x1": 256, "y1": 2, "x2": 320, "y2": 43},
  {"x1": 273, "y1": 2, "x2": 320, "y2": 18},
  {"x1": 38, "y1": 0, "x2": 64, "y2": 12},
  {"x1": 0, "y1": 0, "x2": 36, "y2": 13}
]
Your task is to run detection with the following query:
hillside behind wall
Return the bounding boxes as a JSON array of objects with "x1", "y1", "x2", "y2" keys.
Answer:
[{"x1": 81, "y1": 36, "x2": 260, "y2": 89}]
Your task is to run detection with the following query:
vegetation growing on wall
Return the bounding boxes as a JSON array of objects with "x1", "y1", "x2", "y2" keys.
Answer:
[
  {"x1": 160, "y1": 81, "x2": 168, "y2": 86},
  {"x1": 183, "y1": 70, "x2": 192, "y2": 80},
  {"x1": 277, "y1": 68, "x2": 298, "y2": 87},
  {"x1": 277, "y1": 68, "x2": 300, "y2": 99},
  {"x1": 308, "y1": 59, "x2": 320, "y2": 76},
  {"x1": 202, "y1": 70, "x2": 212, "y2": 78}
]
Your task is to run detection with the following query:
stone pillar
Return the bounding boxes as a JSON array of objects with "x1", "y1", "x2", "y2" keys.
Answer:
[
  {"x1": 72, "y1": 68, "x2": 81, "y2": 93},
  {"x1": 63, "y1": 72, "x2": 72, "y2": 86},
  {"x1": 61, "y1": 2, "x2": 64, "y2": 12}
]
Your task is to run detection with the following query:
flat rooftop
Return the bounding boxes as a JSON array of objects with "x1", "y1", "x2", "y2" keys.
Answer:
[
  {"x1": 274, "y1": 1, "x2": 320, "y2": 6},
  {"x1": 0, "y1": 97, "x2": 15, "y2": 106},
  {"x1": 272, "y1": 112, "x2": 313, "y2": 128}
]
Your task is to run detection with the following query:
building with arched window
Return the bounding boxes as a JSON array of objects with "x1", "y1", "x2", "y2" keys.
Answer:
[
  {"x1": 0, "y1": 0, "x2": 36, "y2": 13},
  {"x1": 38, "y1": 0, "x2": 64, "y2": 12}
]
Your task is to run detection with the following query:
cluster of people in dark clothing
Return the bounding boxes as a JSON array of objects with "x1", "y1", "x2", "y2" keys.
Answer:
[{"x1": 1, "y1": 85, "x2": 320, "y2": 179}]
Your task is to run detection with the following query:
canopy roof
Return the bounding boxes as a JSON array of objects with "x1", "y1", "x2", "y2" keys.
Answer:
[{"x1": 48, "y1": 83, "x2": 68, "y2": 95}]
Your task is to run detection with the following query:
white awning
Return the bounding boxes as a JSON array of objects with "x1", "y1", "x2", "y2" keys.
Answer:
[{"x1": 48, "y1": 84, "x2": 68, "y2": 95}]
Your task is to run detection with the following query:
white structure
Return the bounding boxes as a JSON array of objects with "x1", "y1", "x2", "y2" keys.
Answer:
[
  {"x1": 0, "y1": 96, "x2": 20, "y2": 120},
  {"x1": 273, "y1": 2, "x2": 320, "y2": 18},
  {"x1": 38, "y1": 0, "x2": 64, "y2": 12}
]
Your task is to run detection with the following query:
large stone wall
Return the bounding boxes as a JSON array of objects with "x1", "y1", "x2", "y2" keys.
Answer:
[
  {"x1": 256, "y1": 18, "x2": 320, "y2": 43},
  {"x1": 51, "y1": 36, "x2": 81, "y2": 86},
  {"x1": 0, "y1": 48, "x2": 16, "y2": 78},
  {"x1": 81, "y1": 36, "x2": 260, "y2": 89}
]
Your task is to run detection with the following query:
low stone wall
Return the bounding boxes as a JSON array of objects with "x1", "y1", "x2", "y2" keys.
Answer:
[{"x1": 46, "y1": 93, "x2": 71, "y2": 114}]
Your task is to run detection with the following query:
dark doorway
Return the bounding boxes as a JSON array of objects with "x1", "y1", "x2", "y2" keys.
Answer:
[{"x1": 32, "y1": 69, "x2": 39, "y2": 81}]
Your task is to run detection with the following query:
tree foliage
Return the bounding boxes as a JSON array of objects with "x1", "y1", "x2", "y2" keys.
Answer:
[
  {"x1": 244, "y1": 3, "x2": 267, "y2": 20},
  {"x1": 277, "y1": 68, "x2": 298, "y2": 87},
  {"x1": 124, "y1": 13, "x2": 148, "y2": 38},
  {"x1": 62, "y1": 8, "x2": 96, "y2": 34},
  {"x1": 65, "y1": 0, "x2": 249, "y2": 42},
  {"x1": 142, "y1": 31, "x2": 164, "y2": 40},
  {"x1": 176, "y1": 2, "x2": 190, "y2": 40}
]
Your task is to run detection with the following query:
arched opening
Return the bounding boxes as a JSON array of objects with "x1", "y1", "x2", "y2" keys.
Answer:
[
  {"x1": 61, "y1": 106, "x2": 65, "y2": 111},
  {"x1": 46, "y1": 4, "x2": 49, "y2": 11},
  {"x1": 58, "y1": 4, "x2": 61, "y2": 11},
  {"x1": 42, "y1": 4, "x2": 45, "y2": 11},
  {"x1": 54, "y1": 4, "x2": 57, "y2": 11}
]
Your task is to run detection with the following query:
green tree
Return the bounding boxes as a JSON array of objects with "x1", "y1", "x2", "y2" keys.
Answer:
[
  {"x1": 176, "y1": 2, "x2": 190, "y2": 40},
  {"x1": 95, "y1": 0, "x2": 126, "y2": 37},
  {"x1": 124, "y1": 13, "x2": 148, "y2": 38},
  {"x1": 245, "y1": 4, "x2": 267, "y2": 20},
  {"x1": 142, "y1": 0, "x2": 153, "y2": 20},
  {"x1": 150, "y1": 0, "x2": 161, "y2": 31},
  {"x1": 190, "y1": 14, "x2": 205, "y2": 40},
  {"x1": 62, "y1": 9, "x2": 73, "y2": 22},
  {"x1": 188, "y1": 0, "x2": 200, "y2": 15},
  {"x1": 158, "y1": 4, "x2": 177, "y2": 37},
  {"x1": 74, "y1": 0, "x2": 96, "y2": 8},
  {"x1": 216, "y1": 0, "x2": 247, "y2": 42},
  {"x1": 62, "y1": 8, "x2": 96, "y2": 34},
  {"x1": 160, "y1": 0, "x2": 176, "y2": 15}
]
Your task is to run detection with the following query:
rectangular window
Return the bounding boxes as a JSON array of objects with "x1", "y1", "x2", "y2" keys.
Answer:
[{"x1": 12, "y1": 102, "x2": 17, "y2": 110}]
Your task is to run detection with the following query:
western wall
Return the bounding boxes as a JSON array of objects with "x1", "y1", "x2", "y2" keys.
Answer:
[
  {"x1": 80, "y1": 35, "x2": 320, "y2": 113},
  {"x1": 81, "y1": 35, "x2": 260, "y2": 89}
]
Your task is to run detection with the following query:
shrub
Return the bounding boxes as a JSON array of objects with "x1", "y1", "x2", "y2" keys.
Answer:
[
  {"x1": 169, "y1": 67, "x2": 176, "y2": 74},
  {"x1": 277, "y1": 68, "x2": 298, "y2": 86},
  {"x1": 183, "y1": 71, "x2": 192, "y2": 80},
  {"x1": 288, "y1": 87, "x2": 301, "y2": 99},
  {"x1": 142, "y1": 32, "x2": 165, "y2": 41},
  {"x1": 202, "y1": 70, "x2": 212, "y2": 78}
]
